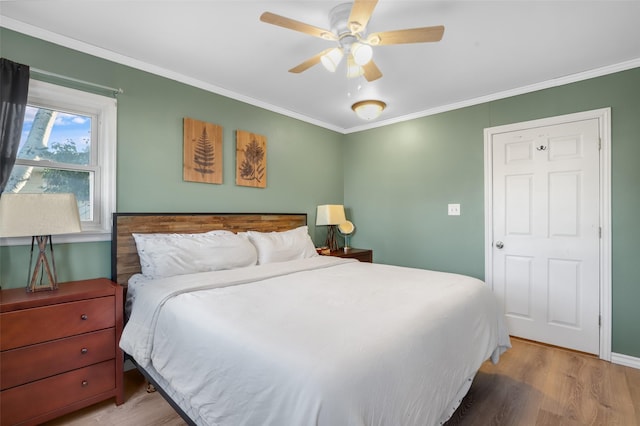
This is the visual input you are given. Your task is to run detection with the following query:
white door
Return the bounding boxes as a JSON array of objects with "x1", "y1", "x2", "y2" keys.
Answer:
[{"x1": 491, "y1": 118, "x2": 600, "y2": 354}]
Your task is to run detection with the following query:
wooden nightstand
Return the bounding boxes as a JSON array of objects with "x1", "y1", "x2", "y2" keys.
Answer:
[
  {"x1": 0, "y1": 278, "x2": 124, "y2": 425},
  {"x1": 325, "y1": 248, "x2": 373, "y2": 263}
]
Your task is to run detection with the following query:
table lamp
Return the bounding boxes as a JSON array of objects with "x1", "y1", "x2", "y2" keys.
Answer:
[
  {"x1": 0, "y1": 193, "x2": 82, "y2": 291},
  {"x1": 316, "y1": 204, "x2": 346, "y2": 251}
]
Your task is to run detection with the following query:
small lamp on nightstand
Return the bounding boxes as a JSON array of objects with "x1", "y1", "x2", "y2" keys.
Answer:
[
  {"x1": 316, "y1": 204, "x2": 346, "y2": 252},
  {"x1": 0, "y1": 193, "x2": 82, "y2": 292},
  {"x1": 338, "y1": 220, "x2": 355, "y2": 251}
]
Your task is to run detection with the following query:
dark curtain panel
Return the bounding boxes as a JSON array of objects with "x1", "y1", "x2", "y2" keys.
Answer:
[{"x1": 0, "y1": 58, "x2": 30, "y2": 194}]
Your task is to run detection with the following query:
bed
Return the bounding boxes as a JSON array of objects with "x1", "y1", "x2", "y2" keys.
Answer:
[{"x1": 114, "y1": 212, "x2": 510, "y2": 426}]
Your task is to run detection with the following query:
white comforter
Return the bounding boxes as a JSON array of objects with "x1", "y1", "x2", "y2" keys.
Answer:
[{"x1": 120, "y1": 257, "x2": 510, "y2": 426}]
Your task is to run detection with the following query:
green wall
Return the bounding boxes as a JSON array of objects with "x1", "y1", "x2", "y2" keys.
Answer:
[
  {"x1": 343, "y1": 105, "x2": 489, "y2": 278},
  {"x1": 0, "y1": 28, "x2": 344, "y2": 285},
  {"x1": 344, "y1": 68, "x2": 640, "y2": 358},
  {"x1": 1, "y1": 28, "x2": 639, "y2": 358}
]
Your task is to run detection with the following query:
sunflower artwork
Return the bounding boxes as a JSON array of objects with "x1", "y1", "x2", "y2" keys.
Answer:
[{"x1": 236, "y1": 130, "x2": 266, "y2": 188}]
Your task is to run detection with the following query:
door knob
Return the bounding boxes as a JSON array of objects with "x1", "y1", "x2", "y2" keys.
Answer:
[{"x1": 496, "y1": 241, "x2": 504, "y2": 249}]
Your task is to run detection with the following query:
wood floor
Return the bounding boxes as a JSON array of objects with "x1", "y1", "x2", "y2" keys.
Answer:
[
  {"x1": 446, "y1": 338, "x2": 640, "y2": 426},
  {"x1": 44, "y1": 338, "x2": 640, "y2": 426}
]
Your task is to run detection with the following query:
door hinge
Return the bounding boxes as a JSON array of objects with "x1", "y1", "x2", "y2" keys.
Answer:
[
  {"x1": 599, "y1": 227, "x2": 602, "y2": 238},
  {"x1": 599, "y1": 315, "x2": 602, "y2": 327},
  {"x1": 598, "y1": 138, "x2": 602, "y2": 150}
]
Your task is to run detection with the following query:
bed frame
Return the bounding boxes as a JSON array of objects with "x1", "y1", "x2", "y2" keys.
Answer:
[
  {"x1": 111, "y1": 212, "x2": 308, "y2": 286},
  {"x1": 111, "y1": 212, "x2": 308, "y2": 424}
]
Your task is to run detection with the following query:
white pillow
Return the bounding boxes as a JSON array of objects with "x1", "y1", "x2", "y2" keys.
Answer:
[
  {"x1": 245, "y1": 226, "x2": 318, "y2": 264},
  {"x1": 132, "y1": 230, "x2": 257, "y2": 278}
]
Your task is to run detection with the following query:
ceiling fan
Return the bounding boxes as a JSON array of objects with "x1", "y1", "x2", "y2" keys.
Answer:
[{"x1": 260, "y1": 0, "x2": 445, "y2": 82}]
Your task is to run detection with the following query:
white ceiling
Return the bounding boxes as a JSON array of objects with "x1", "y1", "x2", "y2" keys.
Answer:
[{"x1": 2, "y1": 1, "x2": 640, "y2": 133}]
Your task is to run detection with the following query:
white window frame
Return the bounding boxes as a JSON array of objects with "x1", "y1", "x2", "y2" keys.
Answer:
[{"x1": 1, "y1": 80, "x2": 117, "y2": 245}]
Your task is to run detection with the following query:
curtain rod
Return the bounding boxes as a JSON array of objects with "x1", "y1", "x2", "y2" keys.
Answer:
[{"x1": 31, "y1": 67, "x2": 124, "y2": 95}]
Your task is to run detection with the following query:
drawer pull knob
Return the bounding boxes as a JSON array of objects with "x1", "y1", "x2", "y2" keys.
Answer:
[
  {"x1": 81, "y1": 380, "x2": 89, "y2": 387},
  {"x1": 81, "y1": 348, "x2": 88, "y2": 354},
  {"x1": 80, "y1": 314, "x2": 88, "y2": 320}
]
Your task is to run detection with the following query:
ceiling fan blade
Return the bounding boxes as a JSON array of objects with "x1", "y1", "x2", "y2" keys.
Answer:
[
  {"x1": 367, "y1": 25, "x2": 445, "y2": 45},
  {"x1": 348, "y1": 0, "x2": 378, "y2": 33},
  {"x1": 362, "y1": 60, "x2": 383, "y2": 82},
  {"x1": 260, "y1": 12, "x2": 337, "y2": 41},
  {"x1": 288, "y1": 49, "x2": 334, "y2": 73}
]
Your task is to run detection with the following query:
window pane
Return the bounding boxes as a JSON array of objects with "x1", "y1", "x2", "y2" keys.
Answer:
[
  {"x1": 3, "y1": 80, "x2": 116, "y2": 241},
  {"x1": 5, "y1": 165, "x2": 93, "y2": 221},
  {"x1": 18, "y1": 105, "x2": 92, "y2": 166}
]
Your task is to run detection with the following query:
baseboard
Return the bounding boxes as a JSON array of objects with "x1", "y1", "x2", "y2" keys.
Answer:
[{"x1": 611, "y1": 352, "x2": 640, "y2": 370}]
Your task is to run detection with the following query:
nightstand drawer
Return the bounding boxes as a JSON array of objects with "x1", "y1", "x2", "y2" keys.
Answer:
[
  {"x1": 0, "y1": 359, "x2": 115, "y2": 426},
  {"x1": 1, "y1": 328, "x2": 116, "y2": 390},
  {"x1": 345, "y1": 251, "x2": 372, "y2": 263},
  {"x1": 0, "y1": 296, "x2": 115, "y2": 351}
]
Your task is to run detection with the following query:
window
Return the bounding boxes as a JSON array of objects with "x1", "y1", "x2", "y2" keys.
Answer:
[{"x1": 3, "y1": 80, "x2": 117, "y2": 244}]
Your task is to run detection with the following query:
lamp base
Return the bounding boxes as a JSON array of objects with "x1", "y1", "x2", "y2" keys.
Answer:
[
  {"x1": 325, "y1": 225, "x2": 339, "y2": 252},
  {"x1": 27, "y1": 235, "x2": 58, "y2": 292}
]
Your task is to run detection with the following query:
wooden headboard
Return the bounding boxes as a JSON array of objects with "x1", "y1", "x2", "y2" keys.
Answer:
[{"x1": 111, "y1": 213, "x2": 307, "y2": 286}]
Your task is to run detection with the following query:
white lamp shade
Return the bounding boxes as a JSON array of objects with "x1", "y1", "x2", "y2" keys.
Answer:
[
  {"x1": 0, "y1": 193, "x2": 82, "y2": 237},
  {"x1": 346, "y1": 56, "x2": 364, "y2": 79},
  {"x1": 351, "y1": 43, "x2": 373, "y2": 66},
  {"x1": 320, "y1": 48, "x2": 344, "y2": 72},
  {"x1": 316, "y1": 204, "x2": 346, "y2": 226}
]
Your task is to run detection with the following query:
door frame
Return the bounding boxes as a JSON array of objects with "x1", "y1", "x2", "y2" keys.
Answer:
[{"x1": 483, "y1": 108, "x2": 611, "y2": 360}]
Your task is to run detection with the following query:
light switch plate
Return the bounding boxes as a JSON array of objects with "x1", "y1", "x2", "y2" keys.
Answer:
[{"x1": 448, "y1": 203, "x2": 461, "y2": 216}]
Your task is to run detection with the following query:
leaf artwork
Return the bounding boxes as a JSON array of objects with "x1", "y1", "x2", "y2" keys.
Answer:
[
  {"x1": 193, "y1": 127, "x2": 215, "y2": 176},
  {"x1": 236, "y1": 130, "x2": 267, "y2": 188},
  {"x1": 239, "y1": 139, "x2": 265, "y2": 182},
  {"x1": 183, "y1": 118, "x2": 223, "y2": 184}
]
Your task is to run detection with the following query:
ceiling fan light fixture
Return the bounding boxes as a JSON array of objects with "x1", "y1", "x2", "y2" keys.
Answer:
[
  {"x1": 351, "y1": 42, "x2": 373, "y2": 66},
  {"x1": 346, "y1": 56, "x2": 364, "y2": 78},
  {"x1": 352, "y1": 100, "x2": 386, "y2": 120},
  {"x1": 320, "y1": 48, "x2": 344, "y2": 72},
  {"x1": 262, "y1": 2, "x2": 445, "y2": 82}
]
